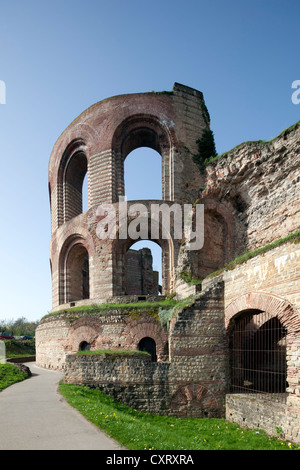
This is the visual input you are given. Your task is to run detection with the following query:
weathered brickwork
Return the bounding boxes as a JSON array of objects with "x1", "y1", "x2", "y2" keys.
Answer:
[
  {"x1": 226, "y1": 395, "x2": 300, "y2": 444},
  {"x1": 48, "y1": 83, "x2": 209, "y2": 310},
  {"x1": 126, "y1": 248, "x2": 160, "y2": 295},
  {"x1": 36, "y1": 83, "x2": 300, "y2": 443},
  {"x1": 63, "y1": 280, "x2": 226, "y2": 418}
]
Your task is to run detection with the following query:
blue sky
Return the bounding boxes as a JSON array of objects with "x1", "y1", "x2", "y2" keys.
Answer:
[{"x1": 0, "y1": 0, "x2": 299, "y2": 322}]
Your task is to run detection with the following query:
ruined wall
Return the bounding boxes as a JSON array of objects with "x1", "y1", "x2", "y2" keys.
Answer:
[
  {"x1": 49, "y1": 83, "x2": 211, "y2": 311},
  {"x1": 126, "y1": 248, "x2": 159, "y2": 295},
  {"x1": 41, "y1": 82, "x2": 300, "y2": 439},
  {"x1": 63, "y1": 279, "x2": 226, "y2": 418},
  {"x1": 202, "y1": 121, "x2": 300, "y2": 255},
  {"x1": 226, "y1": 394, "x2": 300, "y2": 445},
  {"x1": 201, "y1": 238, "x2": 300, "y2": 314},
  {"x1": 174, "y1": 120, "x2": 300, "y2": 288},
  {"x1": 36, "y1": 307, "x2": 169, "y2": 369}
]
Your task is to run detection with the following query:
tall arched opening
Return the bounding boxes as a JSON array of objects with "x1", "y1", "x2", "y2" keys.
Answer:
[
  {"x1": 56, "y1": 140, "x2": 88, "y2": 226},
  {"x1": 59, "y1": 240, "x2": 90, "y2": 305},
  {"x1": 124, "y1": 147, "x2": 162, "y2": 201},
  {"x1": 112, "y1": 114, "x2": 175, "y2": 202}
]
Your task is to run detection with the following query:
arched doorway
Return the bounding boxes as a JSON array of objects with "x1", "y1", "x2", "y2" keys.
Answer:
[
  {"x1": 229, "y1": 309, "x2": 287, "y2": 401},
  {"x1": 138, "y1": 337, "x2": 157, "y2": 362},
  {"x1": 59, "y1": 241, "x2": 90, "y2": 304},
  {"x1": 112, "y1": 115, "x2": 175, "y2": 202}
]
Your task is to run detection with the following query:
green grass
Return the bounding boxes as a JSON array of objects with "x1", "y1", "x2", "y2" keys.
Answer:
[
  {"x1": 44, "y1": 298, "x2": 178, "y2": 318},
  {"x1": 0, "y1": 362, "x2": 30, "y2": 391},
  {"x1": 59, "y1": 383, "x2": 299, "y2": 450},
  {"x1": 3, "y1": 339, "x2": 35, "y2": 358}
]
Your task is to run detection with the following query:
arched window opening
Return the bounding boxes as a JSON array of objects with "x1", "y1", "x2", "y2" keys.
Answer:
[
  {"x1": 230, "y1": 310, "x2": 287, "y2": 403},
  {"x1": 82, "y1": 173, "x2": 88, "y2": 213},
  {"x1": 66, "y1": 245, "x2": 90, "y2": 303},
  {"x1": 124, "y1": 147, "x2": 162, "y2": 201},
  {"x1": 125, "y1": 241, "x2": 162, "y2": 296},
  {"x1": 79, "y1": 341, "x2": 90, "y2": 351},
  {"x1": 64, "y1": 152, "x2": 87, "y2": 222},
  {"x1": 138, "y1": 337, "x2": 157, "y2": 362}
]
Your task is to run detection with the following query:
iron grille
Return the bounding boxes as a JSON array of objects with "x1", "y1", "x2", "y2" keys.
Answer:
[{"x1": 230, "y1": 310, "x2": 287, "y2": 404}]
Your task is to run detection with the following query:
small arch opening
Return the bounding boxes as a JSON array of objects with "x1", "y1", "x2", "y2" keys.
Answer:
[
  {"x1": 138, "y1": 337, "x2": 157, "y2": 362},
  {"x1": 79, "y1": 341, "x2": 90, "y2": 351}
]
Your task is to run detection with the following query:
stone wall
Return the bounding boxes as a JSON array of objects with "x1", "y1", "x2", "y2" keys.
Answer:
[
  {"x1": 201, "y1": 236, "x2": 300, "y2": 314},
  {"x1": 36, "y1": 306, "x2": 169, "y2": 369},
  {"x1": 42, "y1": 83, "x2": 300, "y2": 440},
  {"x1": 202, "y1": 122, "x2": 300, "y2": 255},
  {"x1": 62, "y1": 279, "x2": 227, "y2": 418},
  {"x1": 126, "y1": 247, "x2": 159, "y2": 295},
  {"x1": 65, "y1": 353, "x2": 171, "y2": 415},
  {"x1": 226, "y1": 394, "x2": 300, "y2": 445}
]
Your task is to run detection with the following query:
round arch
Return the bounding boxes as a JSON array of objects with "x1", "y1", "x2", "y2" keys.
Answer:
[
  {"x1": 58, "y1": 235, "x2": 91, "y2": 306},
  {"x1": 138, "y1": 337, "x2": 157, "y2": 362},
  {"x1": 56, "y1": 139, "x2": 88, "y2": 226},
  {"x1": 225, "y1": 292, "x2": 300, "y2": 337},
  {"x1": 112, "y1": 203, "x2": 178, "y2": 296},
  {"x1": 111, "y1": 114, "x2": 177, "y2": 202}
]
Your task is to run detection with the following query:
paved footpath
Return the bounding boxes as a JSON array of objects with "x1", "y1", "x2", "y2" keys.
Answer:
[{"x1": 0, "y1": 362, "x2": 123, "y2": 450}]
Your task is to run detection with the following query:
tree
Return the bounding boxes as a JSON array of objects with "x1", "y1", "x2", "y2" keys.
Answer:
[{"x1": 193, "y1": 128, "x2": 217, "y2": 172}]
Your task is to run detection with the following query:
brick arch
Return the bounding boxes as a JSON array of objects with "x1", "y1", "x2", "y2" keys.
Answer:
[
  {"x1": 111, "y1": 113, "x2": 177, "y2": 202},
  {"x1": 122, "y1": 314, "x2": 168, "y2": 361},
  {"x1": 225, "y1": 292, "x2": 300, "y2": 338},
  {"x1": 51, "y1": 139, "x2": 89, "y2": 227},
  {"x1": 58, "y1": 234, "x2": 93, "y2": 306},
  {"x1": 112, "y1": 202, "x2": 178, "y2": 296},
  {"x1": 69, "y1": 325, "x2": 99, "y2": 352}
]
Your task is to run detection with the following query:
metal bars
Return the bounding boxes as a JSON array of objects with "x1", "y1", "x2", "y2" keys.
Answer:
[{"x1": 230, "y1": 310, "x2": 287, "y2": 403}]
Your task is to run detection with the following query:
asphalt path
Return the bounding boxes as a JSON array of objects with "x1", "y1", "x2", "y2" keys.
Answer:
[{"x1": 0, "y1": 362, "x2": 124, "y2": 450}]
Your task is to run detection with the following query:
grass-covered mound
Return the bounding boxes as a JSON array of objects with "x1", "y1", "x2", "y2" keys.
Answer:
[{"x1": 0, "y1": 362, "x2": 30, "y2": 391}]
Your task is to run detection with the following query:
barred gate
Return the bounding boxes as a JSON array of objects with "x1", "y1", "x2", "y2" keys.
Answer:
[{"x1": 229, "y1": 310, "x2": 287, "y2": 403}]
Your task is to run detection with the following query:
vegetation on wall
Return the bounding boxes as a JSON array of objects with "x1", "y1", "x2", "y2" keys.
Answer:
[
  {"x1": 207, "y1": 228, "x2": 300, "y2": 279},
  {"x1": 193, "y1": 128, "x2": 218, "y2": 172}
]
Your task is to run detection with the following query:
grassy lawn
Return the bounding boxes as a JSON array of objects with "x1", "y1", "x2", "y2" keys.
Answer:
[
  {"x1": 0, "y1": 363, "x2": 30, "y2": 391},
  {"x1": 59, "y1": 383, "x2": 299, "y2": 451},
  {"x1": 3, "y1": 339, "x2": 35, "y2": 358}
]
